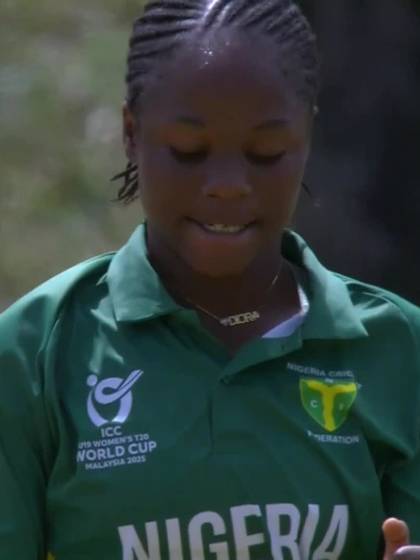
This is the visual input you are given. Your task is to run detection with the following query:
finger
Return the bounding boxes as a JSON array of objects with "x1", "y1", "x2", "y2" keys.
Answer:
[
  {"x1": 383, "y1": 518, "x2": 410, "y2": 560},
  {"x1": 393, "y1": 546, "x2": 420, "y2": 560}
]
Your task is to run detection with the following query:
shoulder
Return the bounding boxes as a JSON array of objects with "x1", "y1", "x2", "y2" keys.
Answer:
[
  {"x1": 336, "y1": 272, "x2": 420, "y2": 333},
  {"x1": 332, "y1": 273, "x2": 420, "y2": 346},
  {"x1": 0, "y1": 253, "x2": 117, "y2": 441},
  {"x1": 0, "y1": 252, "x2": 115, "y2": 351}
]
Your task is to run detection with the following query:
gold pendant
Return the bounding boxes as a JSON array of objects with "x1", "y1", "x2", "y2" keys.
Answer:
[{"x1": 220, "y1": 311, "x2": 261, "y2": 327}]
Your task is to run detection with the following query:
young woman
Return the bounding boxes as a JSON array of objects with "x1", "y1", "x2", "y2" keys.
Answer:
[{"x1": 1, "y1": 1, "x2": 419, "y2": 558}]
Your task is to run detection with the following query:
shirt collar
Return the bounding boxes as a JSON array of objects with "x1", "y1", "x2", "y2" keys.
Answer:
[
  {"x1": 107, "y1": 223, "x2": 368, "y2": 340},
  {"x1": 107, "y1": 223, "x2": 181, "y2": 322},
  {"x1": 282, "y1": 230, "x2": 368, "y2": 340}
]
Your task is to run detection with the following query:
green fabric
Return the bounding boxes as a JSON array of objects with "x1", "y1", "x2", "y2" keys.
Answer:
[{"x1": 0, "y1": 224, "x2": 419, "y2": 560}]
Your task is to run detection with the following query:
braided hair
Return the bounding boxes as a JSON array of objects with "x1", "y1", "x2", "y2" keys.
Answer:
[{"x1": 113, "y1": 0, "x2": 320, "y2": 203}]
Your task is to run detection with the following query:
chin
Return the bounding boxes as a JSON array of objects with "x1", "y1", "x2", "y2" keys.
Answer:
[
  {"x1": 182, "y1": 251, "x2": 253, "y2": 279},
  {"x1": 176, "y1": 223, "x2": 263, "y2": 278}
]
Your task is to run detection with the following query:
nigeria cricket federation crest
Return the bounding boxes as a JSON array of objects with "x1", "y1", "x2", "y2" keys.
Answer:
[{"x1": 300, "y1": 378, "x2": 358, "y2": 432}]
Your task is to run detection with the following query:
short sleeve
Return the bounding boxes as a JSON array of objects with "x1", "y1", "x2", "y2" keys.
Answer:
[{"x1": 0, "y1": 300, "x2": 55, "y2": 559}]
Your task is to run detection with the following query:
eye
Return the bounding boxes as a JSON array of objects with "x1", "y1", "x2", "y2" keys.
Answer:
[
  {"x1": 246, "y1": 151, "x2": 286, "y2": 166},
  {"x1": 169, "y1": 147, "x2": 208, "y2": 164}
]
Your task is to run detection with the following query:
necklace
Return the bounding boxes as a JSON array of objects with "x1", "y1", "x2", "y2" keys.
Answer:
[{"x1": 182, "y1": 268, "x2": 281, "y2": 327}]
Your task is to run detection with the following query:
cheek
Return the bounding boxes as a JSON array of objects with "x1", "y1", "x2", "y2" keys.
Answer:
[
  {"x1": 138, "y1": 148, "x2": 170, "y2": 191},
  {"x1": 279, "y1": 149, "x2": 308, "y2": 186},
  {"x1": 137, "y1": 149, "x2": 194, "y2": 216},
  {"x1": 255, "y1": 155, "x2": 306, "y2": 217}
]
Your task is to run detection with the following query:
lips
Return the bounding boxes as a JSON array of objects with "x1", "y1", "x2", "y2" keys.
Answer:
[
  {"x1": 202, "y1": 224, "x2": 248, "y2": 234},
  {"x1": 188, "y1": 218, "x2": 256, "y2": 235}
]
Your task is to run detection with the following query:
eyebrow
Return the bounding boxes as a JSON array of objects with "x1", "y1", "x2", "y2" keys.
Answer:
[{"x1": 174, "y1": 116, "x2": 289, "y2": 130}]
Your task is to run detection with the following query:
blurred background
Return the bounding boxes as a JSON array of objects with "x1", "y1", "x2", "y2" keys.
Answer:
[{"x1": 1, "y1": 0, "x2": 419, "y2": 311}]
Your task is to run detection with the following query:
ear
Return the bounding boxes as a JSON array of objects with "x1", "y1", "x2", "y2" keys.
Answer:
[{"x1": 122, "y1": 101, "x2": 138, "y2": 162}]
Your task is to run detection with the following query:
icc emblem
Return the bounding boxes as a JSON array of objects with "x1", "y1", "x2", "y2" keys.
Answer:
[
  {"x1": 300, "y1": 378, "x2": 358, "y2": 432},
  {"x1": 87, "y1": 370, "x2": 143, "y2": 427}
]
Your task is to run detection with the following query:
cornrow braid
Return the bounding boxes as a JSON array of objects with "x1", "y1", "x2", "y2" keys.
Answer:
[{"x1": 114, "y1": 0, "x2": 320, "y2": 204}]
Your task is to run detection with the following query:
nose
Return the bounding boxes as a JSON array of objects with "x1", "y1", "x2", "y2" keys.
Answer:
[{"x1": 202, "y1": 157, "x2": 252, "y2": 199}]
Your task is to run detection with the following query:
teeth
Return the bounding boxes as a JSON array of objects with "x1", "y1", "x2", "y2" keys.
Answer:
[{"x1": 203, "y1": 224, "x2": 246, "y2": 234}]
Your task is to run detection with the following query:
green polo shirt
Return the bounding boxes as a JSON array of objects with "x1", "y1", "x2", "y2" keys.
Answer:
[{"x1": 0, "y1": 225, "x2": 419, "y2": 560}]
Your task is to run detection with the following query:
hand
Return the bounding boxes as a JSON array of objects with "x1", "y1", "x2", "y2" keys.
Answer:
[{"x1": 382, "y1": 517, "x2": 420, "y2": 559}]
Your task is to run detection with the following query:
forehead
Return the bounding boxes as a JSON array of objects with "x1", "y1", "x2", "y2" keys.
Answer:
[{"x1": 139, "y1": 29, "x2": 306, "y2": 127}]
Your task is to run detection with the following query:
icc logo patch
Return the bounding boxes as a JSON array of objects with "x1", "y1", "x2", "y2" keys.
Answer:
[
  {"x1": 299, "y1": 378, "x2": 358, "y2": 432},
  {"x1": 87, "y1": 370, "x2": 143, "y2": 428}
]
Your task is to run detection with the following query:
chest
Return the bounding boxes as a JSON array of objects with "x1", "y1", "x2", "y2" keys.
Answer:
[{"x1": 45, "y1": 320, "x2": 387, "y2": 559}]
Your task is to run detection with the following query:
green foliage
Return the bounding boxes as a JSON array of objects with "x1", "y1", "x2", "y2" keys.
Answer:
[{"x1": 0, "y1": 1, "x2": 148, "y2": 310}]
